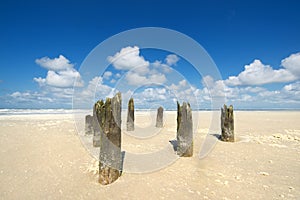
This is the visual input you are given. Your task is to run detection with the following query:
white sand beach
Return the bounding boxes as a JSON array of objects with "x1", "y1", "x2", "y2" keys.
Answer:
[{"x1": 0, "y1": 111, "x2": 299, "y2": 199}]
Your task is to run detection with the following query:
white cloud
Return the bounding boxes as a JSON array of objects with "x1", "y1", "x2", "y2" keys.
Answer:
[
  {"x1": 204, "y1": 80, "x2": 228, "y2": 98},
  {"x1": 140, "y1": 88, "x2": 167, "y2": 101},
  {"x1": 35, "y1": 55, "x2": 73, "y2": 71},
  {"x1": 79, "y1": 76, "x2": 113, "y2": 101},
  {"x1": 200, "y1": 75, "x2": 300, "y2": 107},
  {"x1": 125, "y1": 71, "x2": 166, "y2": 86},
  {"x1": 148, "y1": 73, "x2": 167, "y2": 84},
  {"x1": 34, "y1": 55, "x2": 84, "y2": 88},
  {"x1": 33, "y1": 77, "x2": 46, "y2": 86},
  {"x1": 103, "y1": 71, "x2": 112, "y2": 79},
  {"x1": 132, "y1": 64, "x2": 150, "y2": 75},
  {"x1": 47, "y1": 87, "x2": 74, "y2": 99},
  {"x1": 107, "y1": 46, "x2": 177, "y2": 86},
  {"x1": 281, "y1": 52, "x2": 300, "y2": 77},
  {"x1": 201, "y1": 76, "x2": 228, "y2": 98},
  {"x1": 152, "y1": 60, "x2": 172, "y2": 73},
  {"x1": 9, "y1": 49, "x2": 300, "y2": 109},
  {"x1": 10, "y1": 91, "x2": 54, "y2": 103},
  {"x1": 225, "y1": 59, "x2": 297, "y2": 86},
  {"x1": 283, "y1": 81, "x2": 300, "y2": 92},
  {"x1": 165, "y1": 54, "x2": 179, "y2": 66},
  {"x1": 34, "y1": 68, "x2": 84, "y2": 88},
  {"x1": 9, "y1": 55, "x2": 86, "y2": 108},
  {"x1": 280, "y1": 81, "x2": 300, "y2": 103},
  {"x1": 202, "y1": 75, "x2": 215, "y2": 89},
  {"x1": 107, "y1": 46, "x2": 149, "y2": 70},
  {"x1": 166, "y1": 79, "x2": 200, "y2": 106},
  {"x1": 124, "y1": 72, "x2": 147, "y2": 85},
  {"x1": 179, "y1": 79, "x2": 187, "y2": 87}
]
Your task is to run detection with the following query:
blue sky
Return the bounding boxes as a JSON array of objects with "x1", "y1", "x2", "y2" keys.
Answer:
[{"x1": 0, "y1": 0, "x2": 300, "y2": 109}]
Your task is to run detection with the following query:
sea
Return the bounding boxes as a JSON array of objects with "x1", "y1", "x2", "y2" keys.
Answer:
[{"x1": 0, "y1": 108, "x2": 298, "y2": 116}]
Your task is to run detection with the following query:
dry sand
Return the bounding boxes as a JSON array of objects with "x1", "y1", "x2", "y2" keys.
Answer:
[{"x1": 0, "y1": 111, "x2": 299, "y2": 199}]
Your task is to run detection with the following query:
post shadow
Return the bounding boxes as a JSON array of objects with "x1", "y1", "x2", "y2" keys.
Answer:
[
  {"x1": 120, "y1": 151, "x2": 125, "y2": 175},
  {"x1": 169, "y1": 140, "x2": 178, "y2": 152}
]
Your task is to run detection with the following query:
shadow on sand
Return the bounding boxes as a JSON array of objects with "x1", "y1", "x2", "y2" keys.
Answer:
[
  {"x1": 211, "y1": 133, "x2": 222, "y2": 140},
  {"x1": 169, "y1": 139, "x2": 178, "y2": 152},
  {"x1": 120, "y1": 151, "x2": 125, "y2": 175}
]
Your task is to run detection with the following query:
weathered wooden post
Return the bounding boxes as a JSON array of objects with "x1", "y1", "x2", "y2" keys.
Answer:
[
  {"x1": 176, "y1": 101, "x2": 193, "y2": 157},
  {"x1": 156, "y1": 106, "x2": 164, "y2": 128},
  {"x1": 95, "y1": 92, "x2": 122, "y2": 185},
  {"x1": 93, "y1": 101, "x2": 103, "y2": 147},
  {"x1": 127, "y1": 97, "x2": 134, "y2": 131},
  {"x1": 85, "y1": 115, "x2": 93, "y2": 135},
  {"x1": 221, "y1": 104, "x2": 234, "y2": 142}
]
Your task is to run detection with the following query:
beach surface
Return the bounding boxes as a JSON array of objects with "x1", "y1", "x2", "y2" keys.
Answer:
[{"x1": 0, "y1": 111, "x2": 299, "y2": 199}]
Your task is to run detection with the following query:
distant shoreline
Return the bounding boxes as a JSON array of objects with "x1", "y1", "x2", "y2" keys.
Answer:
[{"x1": 0, "y1": 108, "x2": 300, "y2": 116}]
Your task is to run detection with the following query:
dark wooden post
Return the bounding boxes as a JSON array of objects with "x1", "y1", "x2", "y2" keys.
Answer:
[
  {"x1": 176, "y1": 101, "x2": 193, "y2": 157},
  {"x1": 156, "y1": 106, "x2": 164, "y2": 128},
  {"x1": 94, "y1": 92, "x2": 122, "y2": 185},
  {"x1": 127, "y1": 97, "x2": 134, "y2": 131},
  {"x1": 221, "y1": 104, "x2": 234, "y2": 142},
  {"x1": 93, "y1": 100, "x2": 103, "y2": 147},
  {"x1": 85, "y1": 115, "x2": 93, "y2": 135}
]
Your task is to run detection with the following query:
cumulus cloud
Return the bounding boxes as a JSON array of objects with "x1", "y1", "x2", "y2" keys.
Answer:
[
  {"x1": 115, "y1": 73, "x2": 121, "y2": 78},
  {"x1": 103, "y1": 71, "x2": 112, "y2": 80},
  {"x1": 72, "y1": 76, "x2": 121, "y2": 108},
  {"x1": 152, "y1": 60, "x2": 172, "y2": 73},
  {"x1": 167, "y1": 79, "x2": 200, "y2": 105},
  {"x1": 283, "y1": 81, "x2": 300, "y2": 92},
  {"x1": 107, "y1": 46, "x2": 178, "y2": 86},
  {"x1": 125, "y1": 71, "x2": 166, "y2": 86},
  {"x1": 10, "y1": 55, "x2": 86, "y2": 108},
  {"x1": 140, "y1": 88, "x2": 167, "y2": 101},
  {"x1": 225, "y1": 52, "x2": 300, "y2": 86},
  {"x1": 256, "y1": 83, "x2": 300, "y2": 105},
  {"x1": 34, "y1": 55, "x2": 84, "y2": 88},
  {"x1": 201, "y1": 75, "x2": 300, "y2": 107},
  {"x1": 78, "y1": 76, "x2": 114, "y2": 101},
  {"x1": 34, "y1": 69, "x2": 84, "y2": 88},
  {"x1": 201, "y1": 76, "x2": 230, "y2": 99},
  {"x1": 281, "y1": 52, "x2": 300, "y2": 77},
  {"x1": 225, "y1": 59, "x2": 297, "y2": 86},
  {"x1": 10, "y1": 91, "x2": 54, "y2": 103},
  {"x1": 35, "y1": 55, "x2": 73, "y2": 71},
  {"x1": 8, "y1": 48, "x2": 300, "y2": 109},
  {"x1": 165, "y1": 54, "x2": 179, "y2": 66},
  {"x1": 107, "y1": 46, "x2": 150, "y2": 70}
]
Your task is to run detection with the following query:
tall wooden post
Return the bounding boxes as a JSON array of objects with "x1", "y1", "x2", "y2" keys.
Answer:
[
  {"x1": 94, "y1": 92, "x2": 122, "y2": 185},
  {"x1": 156, "y1": 106, "x2": 164, "y2": 128},
  {"x1": 176, "y1": 102, "x2": 193, "y2": 157},
  {"x1": 221, "y1": 104, "x2": 234, "y2": 142},
  {"x1": 127, "y1": 97, "x2": 134, "y2": 131},
  {"x1": 85, "y1": 115, "x2": 93, "y2": 135},
  {"x1": 93, "y1": 101, "x2": 102, "y2": 147}
]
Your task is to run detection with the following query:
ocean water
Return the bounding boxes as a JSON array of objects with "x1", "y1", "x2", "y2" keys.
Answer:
[
  {"x1": 0, "y1": 108, "x2": 298, "y2": 116},
  {"x1": 0, "y1": 109, "x2": 90, "y2": 115}
]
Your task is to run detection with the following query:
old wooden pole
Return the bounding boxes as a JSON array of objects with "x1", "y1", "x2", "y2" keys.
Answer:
[
  {"x1": 94, "y1": 92, "x2": 122, "y2": 185},
  {"x1": 221, "y1": 104, "x2": 234, "y2": 142},
  {"x1": 127, "y1": 97, "x2": 134, "y2": 131},
  {"x1": 156, "y1": 106, "x2": 164, "y2": 128},
  {"x1": 85, "y1": 115, "x2": 93, "y2": 135},
  {"x1": 176, "y1": 101, "x2": 193, "y2": 157},
  {"x1": 93, "y1": 100, "x2": 103, "y2": 147}
]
